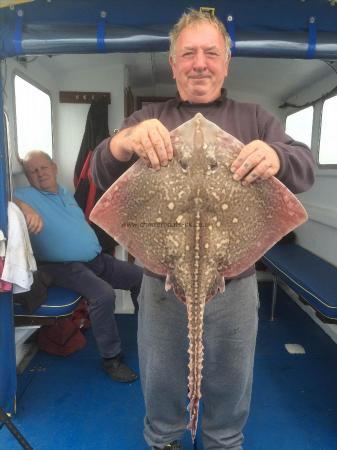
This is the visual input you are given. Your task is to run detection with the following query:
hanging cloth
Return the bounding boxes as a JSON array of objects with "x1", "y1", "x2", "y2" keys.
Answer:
[
  {"x1": 1, "y1": 202, "x2": 37, "y2": 293},
  {"x1": 74, "y1": 97, "x2": 110, "y2": 190},
  {"x1": 0, "y1": 230, "x2": 6, "y2": 258},
  {"x1": 0, "y1": 230, "x2": 11, "y2": 292},
  {"x1": 73, "y1": 98, "x2": 117, "y2": 253}
]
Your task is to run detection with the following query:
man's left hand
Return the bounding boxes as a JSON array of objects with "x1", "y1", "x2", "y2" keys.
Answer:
[{"x1": 230, "y1": 140, "x2": 280, "y2": 185}]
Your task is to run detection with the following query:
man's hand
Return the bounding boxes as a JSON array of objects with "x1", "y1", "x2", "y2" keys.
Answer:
[
  {"x1": 14, "y1": 199, "x2": 43, "y2": 234},
  {"x1": 230, "y1": 140, "x2": 280, "y2": 185},
  {"x1": 111, "y1": 119, "x2": 173, "y2": 170}
]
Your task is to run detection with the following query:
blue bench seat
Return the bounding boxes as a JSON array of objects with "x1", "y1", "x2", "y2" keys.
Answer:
[
  {"x1": 14, "y1": 286, "x2": 82, "y2": 325},
  {"x1": 261, "y1": 243, "x2": 337, "y2": 320}
]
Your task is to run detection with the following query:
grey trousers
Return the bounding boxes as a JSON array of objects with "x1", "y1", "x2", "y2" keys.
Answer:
[
  {"x1": 41, "y1": 253, "x2": 143, "y2": 358},
  {"x1": 138, "y1": 274, "x2": 259, "y2": 450}
]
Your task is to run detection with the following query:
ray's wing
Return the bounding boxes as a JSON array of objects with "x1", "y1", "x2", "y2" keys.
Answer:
[
  {"x1": 191, "y1": 115, "x2": 308, "y2": 281},
  {"x1": 90, "y1": 144, "x2": 194, "y2": 277}
]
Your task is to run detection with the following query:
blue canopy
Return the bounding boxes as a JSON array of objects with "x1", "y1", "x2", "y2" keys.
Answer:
[{"x1": 1, "y1": 0, "x2": 337, "y2": 58}]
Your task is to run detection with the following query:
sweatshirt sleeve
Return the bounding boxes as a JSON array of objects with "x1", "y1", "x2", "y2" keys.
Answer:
[
  {"x1": 90, "y1": 137, "x2": 138, "y2": 191},
  {"x1": 90, "y1": 106, "x2": 155, "y2": 191},
  {"x1": 257, "y1": 106, "x2": 315, "y2": 194}
]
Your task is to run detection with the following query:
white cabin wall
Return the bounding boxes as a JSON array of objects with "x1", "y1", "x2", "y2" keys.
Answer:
[
  {"x1": 283, "y1": 71, "x2": 337, "y2": 266},
  {"x1": 228, "y1": 89, "x2": 280, "y2": 117},
  {"x1": 53, "y1": 61, "x2": 125, "y2": 192}
]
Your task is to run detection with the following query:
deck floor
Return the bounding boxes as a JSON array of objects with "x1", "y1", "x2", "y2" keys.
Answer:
[{"x1": 1, "y1": 281, "x2": 337, "y2": 450}]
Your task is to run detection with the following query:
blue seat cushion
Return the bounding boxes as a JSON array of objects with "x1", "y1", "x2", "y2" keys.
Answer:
[
  {"x1": 262, "y1": 244, "x2": 337, "y2": 318},
  {"x1": 14, "y1": 286, "x2": 81, "y2": 318}
]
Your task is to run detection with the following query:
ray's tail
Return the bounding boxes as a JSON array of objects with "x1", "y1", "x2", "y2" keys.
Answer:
[{"x1": 186, "y1": 295, "x2": 206, "y2": 441}]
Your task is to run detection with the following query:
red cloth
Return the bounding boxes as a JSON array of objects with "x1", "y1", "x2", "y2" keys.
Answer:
[
  {"x1": 38, "y1": 319, "x2": 86, "y2": 356},
  {"x1": 74, "y1": 150, "x2": 97, "y2": 220},
  {"x1": 37, "y1": 300, "x2": 90, "y2": 356},
  {"x1": 0, "y1": 258, "x2": 12, "y2": 292}
]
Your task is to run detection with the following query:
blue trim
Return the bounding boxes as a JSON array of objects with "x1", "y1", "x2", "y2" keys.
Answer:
[
  {"x1": 0, "y1": 73, "x2": 16, "y2": 414},
  {"x1": 1, "y1": 1, "x2": 337, "y2": 58},
  {"x1": 1, "y1": 0, "x2": 337, "y2": 32},
  {"x1": 14, "y1": 14, "x2": 23, "y2": 55},
  {"x1": 96, "y1": 16, "x2": 106, "y2": 53},
  {"x1": 307, "y1": 17, "x2": 317, "y2": 59}
]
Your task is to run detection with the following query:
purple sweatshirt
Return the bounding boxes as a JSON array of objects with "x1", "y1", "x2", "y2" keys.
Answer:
[{"x1": 91, "y1": 91, "x2": 315, "y2": 279}]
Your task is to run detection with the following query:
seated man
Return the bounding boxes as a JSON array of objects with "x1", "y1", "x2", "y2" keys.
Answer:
[{"x1": 14, "y1": 150, "x2": 142, "y2": 383}]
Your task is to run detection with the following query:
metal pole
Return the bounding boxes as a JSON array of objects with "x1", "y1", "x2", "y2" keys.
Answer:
[{"x1": 0, "y1": 407, "x2": 33, "y2": 450}]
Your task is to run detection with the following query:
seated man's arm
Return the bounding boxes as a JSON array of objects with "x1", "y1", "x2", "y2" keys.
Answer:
[{"x1": 13, "y1": 198, "x2": 43, "y2": 234}]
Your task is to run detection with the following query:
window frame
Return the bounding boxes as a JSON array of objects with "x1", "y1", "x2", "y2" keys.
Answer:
[
  {"x1": 285, "y1": 99, "x2": 337, "y2": 172},
  {"x1": 285, "y1": 105, "x2": 314, "y2": 151},
  {"x1": 3, "y1": 111, "x2": 12, "y2": 196},
  {"x1": 12, "y1": 70, "x2": 54, "y2": 162},
  {"x1": 317, "y1": 95, "x2": 337, "y2": 169}
]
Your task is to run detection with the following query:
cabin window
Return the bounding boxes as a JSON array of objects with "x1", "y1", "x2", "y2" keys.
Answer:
[
  {"x1": 319, "y1": 95, "x2": 337, "y2": 166},
  {"x1": 285, "y1": 106, "x2": 313, "y2": 148},
  {"x1": 14, "y1": 74, "x2": 53, "y2": 159}
]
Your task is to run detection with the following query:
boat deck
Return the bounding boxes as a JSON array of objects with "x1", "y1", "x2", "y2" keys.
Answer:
[{"x1": 1, "y1": 281, "x2": 337, "y2": 450}]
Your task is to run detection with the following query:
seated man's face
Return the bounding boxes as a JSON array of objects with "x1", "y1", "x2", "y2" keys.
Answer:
[{"x1": 24, "y1": 154, "x2": 58, "y2": 193}]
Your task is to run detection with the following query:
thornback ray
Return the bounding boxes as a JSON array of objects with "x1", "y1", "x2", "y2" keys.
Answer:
[{"x1": 90, "y1": 113, "x2": 308, "y2": 440}]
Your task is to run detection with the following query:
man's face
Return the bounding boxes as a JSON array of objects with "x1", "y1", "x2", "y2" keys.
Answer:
[
  {"x1": 169, "y1": 22, "x2": 230, "y2": 104},
  {"x1": 24, "y1": 154, "x2": 58, "y2": 193}
]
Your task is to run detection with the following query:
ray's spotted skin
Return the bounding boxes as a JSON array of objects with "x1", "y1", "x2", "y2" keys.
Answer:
[{"x1": 90, "y1": 113, "x2": 307, "y2": 440}]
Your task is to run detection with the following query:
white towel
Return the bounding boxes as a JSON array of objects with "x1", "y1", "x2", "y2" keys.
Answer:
[
  {"x1": 0, "y1": 229, "x2": 6, "y2": 257},
  {"x1": 1, "y1": 202, "x2": 37, "y2": 293}
]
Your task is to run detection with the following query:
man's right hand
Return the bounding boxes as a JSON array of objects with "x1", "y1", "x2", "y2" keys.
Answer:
[
  {"x1": 110, "y1": 119, "x2": 174, "y2": 170},
  {"x1": 14, "y1": 198, "x2": 43, "y2": 234}
]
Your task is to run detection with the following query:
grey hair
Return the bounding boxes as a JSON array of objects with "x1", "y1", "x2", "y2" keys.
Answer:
[
  {"x1": 169, "y1": 8, "x2": 231, "y2": 60},
  {"x1": 21, "y1": 150, "x2": 54, "y2": 172}
]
